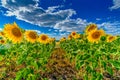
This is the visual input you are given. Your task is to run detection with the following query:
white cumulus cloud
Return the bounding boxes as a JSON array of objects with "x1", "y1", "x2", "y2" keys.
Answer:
[
  {"x1": 1, "y1": 0, "x2": 120, "y2": 39},
  {"x1": 0, "y1": 0, "x2": 88, "y2": 33},
  {"x1": 54, "y1": 18, "x2": 89, "y2": 32},
  {"x1": 98, "y1": 21, "x2": 120, "y2": 35},
  {"x1": 109, "y1": 0, "x2": 120, "y2": 10}
]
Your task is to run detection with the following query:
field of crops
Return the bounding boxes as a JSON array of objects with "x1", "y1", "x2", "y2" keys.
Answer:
[{"x1": 0, "y1": 22, "x2": 120, "y2": 80}]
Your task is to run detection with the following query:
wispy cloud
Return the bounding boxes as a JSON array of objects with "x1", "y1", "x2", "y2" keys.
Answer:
[
  {"x1": 54, "y1": 18, "x2": 89, "y2": 32},
  {"x1": 47, "y1": 32, "x2": 69, "y2": 40},
  {"x1": 98, "y1": 21, "x2": 120, "y2": 35},
  {"x1": 0, "y1": 0, "x2": 88, "y2": 33},
  {"x1": 25, "y1": 29, "x2": 41, "y2": 34},
  {"x1": 1, "y1": 0, "x2": 120, "y2": 39},
  {"x1": 109, "y1": 0, "x2": 120, "y2": 10}
]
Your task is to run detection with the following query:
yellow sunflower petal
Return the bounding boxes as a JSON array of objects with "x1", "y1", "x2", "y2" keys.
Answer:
[
  {"x1": 60, "y1": 37, "x2": 66, "y2": 42},
  {"x1": 3, "y1": 22, "x2": 23, "y2": 44},
  {"x1": 74, "y1": 34, "x2": 81, "y2": 39},
  {"x1": 71, "y1": 31, "x2": 77, "y2": 37},
  {"x1": 87, "y1": 29, "x2": 105, "y2": 43},
  {"x1": 0, "y1": 39, "x2": 6, "y2": 45},
  {"x1": 37, "y1": 34, "x2": 49, "y2": 44},
  {"x1": 107, "y1": 35, "x2": 117, "y2": 42},
  {"x1": 0, "y1": 32, "x2": 5, "y2": 37},
  {"x1": 85, "y1": 24, "x2": 97, "y2": 34},
  {"x1": 68, "y1": 35, "x2": 73, "y2": 40},
  {"x1": 25, "y1": 30, "x2": 38, "y2": 43}
]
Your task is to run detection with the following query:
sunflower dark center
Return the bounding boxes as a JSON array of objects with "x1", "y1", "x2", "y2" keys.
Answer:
[
  {"x1": 69, "y1": 35, "x2": 72, "y2": 38},
  {"x1": 72, "y1": 33, "x2": 76, "y2": 36},
  {"x1": 12, "y1": 28, "x2": 22, "y2": 37},
  {"x1": 1, "y1": 40, "x2": 5, "y2": 43},
  {"x1": 41, "y1": 35, "x2": 47, "y2": 40},
  {"x1": 88, "y1": 25, "x2": 96, "y2": 31},
  {"x1": 1, "y1": 32, "x2": 4, "y2": 35},
  {"x1": 62, "y1": 37, "x2": 66, "y2": 39},
  {"x1": 109, "y1": 36, "x2": 114, "y2": 40},
  {"x1": 29, "y1": 32, "x2": 37, "y2": 39},
  {"x1": 92, "y1": 32, "x2": 100, "y2": 39}
]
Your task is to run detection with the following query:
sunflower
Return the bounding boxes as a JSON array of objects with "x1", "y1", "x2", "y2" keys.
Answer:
[
  {"x1": 0, "y1": 39, "x2": 6, "y2": 45},
  {"x1": 48, "y1": 38, "x2": 55, "y2": 44},
  {"x1": 3, "y1": 22, "x2": 23, "y2": 44},
  {"x1": 68, "y1": 35, "x2": 73, "y2": 40},
  {"x1": 0, "y1": 32, "x2": 4, "y2": 37},
  {"x1": 74, "y1": 34, "x2": 81, "y2": 39},
  {"x1": 60, "y1": 37, "x2": 66, "y2": 42},
  {"x1": 71, "y1": 31, "x2": 77, "y2": 37},
  {"x1": 107, "y1": 35, "x2": 117, "y2": 42},
  {"x1": 56, "y1": 41, "x2": 60, "y2": 45},
  {"x1": 38, "y1": 34, "x2": 49, "y2": 44},
  {"x1": 87, "y1": 29, "x2": 105, "y2": 43},
  {"x1": 25, "y1": 30, "x2": 38, "y2": 43},
  {"x1": 85, "y1": 24, "x2": 97, "y2": 34}
]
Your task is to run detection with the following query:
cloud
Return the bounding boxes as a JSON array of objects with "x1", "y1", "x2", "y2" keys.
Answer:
[
  {"x1": 0, "y1": 0, "x2": 88, "y2": 33},
  {"x1": 0, "y1": 28, "x2": 3, "y2": 31},
  {"x1": 32, "y1": 30, "x2": 41, "y2": 34},
  {"x1": 4, "y1": 0, "x2": 120, "y2": 39},
  {"x1": 25, "y1": 29, "x2": 41, "y2": 34},
  {"x1": 54, "y1": 18, "x2": 89, "y2": 32},
  {"x1": 96, "y1": 18, "x2": 101, "y2": 21},
  {"x1": 109, "y1": 0, "x2": 120, "y2": 10},
  {"x1": 46, "y1": 6, "x2": 63, "y2": 13},
  {"x1": 98, "y1": 21, "x2": 120, "y2": 35},
  {"x1": 47, "y1": 32, "x2": 69, "y2": 40}
]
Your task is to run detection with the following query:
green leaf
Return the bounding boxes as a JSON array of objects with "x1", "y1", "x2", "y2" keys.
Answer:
[
  {"x1": 27, "y1": 74, "x2": 36, "y2": 80},
  {"x1": 32, "y1": 61, "x2": 38, "y2": 70},
  {"x1": 86, "y1": 66, "x2": 92, "y2": 73},
  {"x1": 82, "y1": 54, "x2": 90, "y2": 60},
  {"x1": 91, "y1": 72, "x2": 97, "y2": 80},
  {"x1": 15, "y1": 71, "x2": 23, "y2": 80},
  {"x1": 92, "y1": 62, "x2": 98, "y2": 69},
  {"x1": 76, "y1": 61, "x2": 84, "y2": 70},
  {"x1": 84, "y1": 74, "x2": 88, "y2": 80},
  {"x1": 101, "y1": 61, "x2": 107, "y2": 70},
  {"x1": 107, "y1": 66, "x2": 113, "y2": 75},
  {"x1": 96, "y1": 73, "x2": 103, "y2": 80},
  {"x1": 100, "y1": 36, "x2": 106, "y2": 41},
  {"x1": 0, "y1": 56, "x2": 3, "y2": 61},
  {"x1": 111, "y1": 60, "x2": 120, "y2": 69}
]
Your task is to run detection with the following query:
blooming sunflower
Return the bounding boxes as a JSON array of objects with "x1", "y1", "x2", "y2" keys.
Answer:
[
  {"x1": 85, "y1": 24, "x2": 97, "y2": 34},
  {"x1": 68, "y1": 35, "x2": 73, "y2": 40},
  {"x1": 60, "y1": 37, "x2": 66, "y2": 42},
  {"x1": 48, "y1": 38, "x2": 55, "y2": 44},
  {"x1": 74, "y1": 34, "x2": 81, "y2": 39},
  {"x1": 0, "y1": 39, "x2": 6, "y2": 45},
  {"x1": 107, "y1": 35, "x2": 117, "y2": 42},
  {"x1": 71, "y1": 31, "x2": 77, "y2": 37},
  {"x1": 38, "y1": 34, "x2": 49, "y2": 44},
  {"x1": 3, "y1": 22, "x2": 23, "y2": 44},
  {"x1": 25, "y1": 30, "x2": 38, "y2": 43},
  {"x1": 87, "y1": 29, "x2": 105, "y2": 43},
  {"x1": 0, "y1": 32, "x2": 4, "y2": 37}
]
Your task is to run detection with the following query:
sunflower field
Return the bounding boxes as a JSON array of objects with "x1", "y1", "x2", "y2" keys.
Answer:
[{"x1": 0, "y1": 22, "x2": 120, "y2": 80}]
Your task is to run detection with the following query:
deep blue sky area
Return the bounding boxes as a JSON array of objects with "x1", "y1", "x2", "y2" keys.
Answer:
[{"x1": 0, "y1": 0, "x2": 120, "y2": 39}]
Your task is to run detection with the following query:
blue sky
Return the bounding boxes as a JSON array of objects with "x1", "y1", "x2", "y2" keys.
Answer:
[{"x1": 0, "y1": 0, "x2": 120, "y2": 39}]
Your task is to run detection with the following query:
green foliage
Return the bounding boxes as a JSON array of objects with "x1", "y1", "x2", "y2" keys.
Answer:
[
  {"x1": 60, "y1": 37, "x2": 120, "y2": 79},
  {"x1": 0, "y1": 41, "x2": 55, "y2": 80}
]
